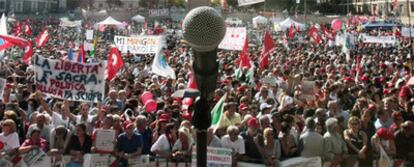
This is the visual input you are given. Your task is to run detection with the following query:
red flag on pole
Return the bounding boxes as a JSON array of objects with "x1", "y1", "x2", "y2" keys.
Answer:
[
  {"x1": 35, "y1": 29, "x2": 49, "y2": 48},
  {"x1": 259, "y1": 31, "x2": 275, "y2": 70},
  {"x1": 0, "y1": 34, "x2": 33, "y2": 64},
  {"x1": 288, "y1": 24, "x2": 296, "y2": 39},
  {"x1": 14, "y1": 22, "x2": 22, "y2": 36},
  {"x1": 239, "y1": 35, "x2": 251, "y2": 69},
  {"x1": 309, "y1": 26, "x2": 322, "y2": 44},
  {"x1": 24, "y1": 17, "x2": 32, "y2": 36},
  {"x1": 106, "y1": 47, "x2": 124, "y2": 81}
]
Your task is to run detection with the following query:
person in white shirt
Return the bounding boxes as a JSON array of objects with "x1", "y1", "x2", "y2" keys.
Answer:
[
  {"x1": 220, "y1": 125, "x2": 245, "y2": 166},
  {"x1": 0, "y1": 119, "x2": 20, "y2": 156}
]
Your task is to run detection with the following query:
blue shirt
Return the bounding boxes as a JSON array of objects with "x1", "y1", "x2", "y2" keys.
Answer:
[
  {"x1": 117, "y1": 132, "x2": 143, "y2": 153},
  {"x1": 134, "y1": 128, "x2": 152, "y2": 154}
]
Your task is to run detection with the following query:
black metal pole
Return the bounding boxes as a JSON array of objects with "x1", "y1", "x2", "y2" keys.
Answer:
[
  {"x1": 408, "y1": 0, "x2": 412, "y2": 57},
  {"x1": 192, "y1": 49, "x2": 218, "y2": 167}
]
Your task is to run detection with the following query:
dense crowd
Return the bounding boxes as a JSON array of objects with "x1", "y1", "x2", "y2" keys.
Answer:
[{"x1": 0, "y1": 16, "x2": 413, "y2": 167}]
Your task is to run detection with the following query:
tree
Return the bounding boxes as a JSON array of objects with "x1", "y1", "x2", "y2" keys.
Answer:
[
  {"x1": 67, "y1": 0, "x2": 81, "y2": 10},
  {"x1": 211, "y1": 0, "x2": 221, "y2": 7},
  {"x1": 106, "y1": 0, "x2": 124, "y2": 8}
]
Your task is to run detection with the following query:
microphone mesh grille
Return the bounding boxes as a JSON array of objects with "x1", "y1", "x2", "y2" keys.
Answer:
[{"x1": 183, "y1": 7, "x2": 226, "y2": 52}]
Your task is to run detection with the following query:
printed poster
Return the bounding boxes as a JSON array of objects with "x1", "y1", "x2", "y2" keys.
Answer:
[{"x1": 95, "y1": 129, "x2": 116, "y2": 152}]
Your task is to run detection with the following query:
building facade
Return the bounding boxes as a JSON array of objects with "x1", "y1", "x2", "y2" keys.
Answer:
[
  {"x1": 337, "y1": 0, "x2": 414, "y2": 23},
  {"x1": 0, "y1": 0, "x2": 64, "y2": 13},
  {"x1": 92, "y1": 0, "x2": 140, "y2": 10}
]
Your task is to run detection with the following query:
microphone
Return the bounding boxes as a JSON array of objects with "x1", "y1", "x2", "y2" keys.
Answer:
[
  {"x1": 182, "y1": 6, "x2": 226, "y2": 52},
  {"x1": 182, "y1": 7, "x2": 225, "y2": 131}
]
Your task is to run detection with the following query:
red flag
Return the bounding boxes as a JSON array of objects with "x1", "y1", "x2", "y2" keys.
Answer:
[
  {"x1": 187, "y1": 71, "x2": 197, "y2": 89},
  {"x1": 78, "y1": 43, "x2": 85, "y2": 63},
  {"x1": 0, "y1": 35, "x2": 33, "y2": 64},
  {"x1": 288, "y1": 24, "x2": 296, "y2": 39},
  {"x1": 24, "y1": 17, "x2": 32, "y2": 36},
  {"x1": 14, "y1": 22, "x2": 22, "y2": 36},
  {"x1": 259, "y1": 31, "x2": 275, "y2": 70},
  {"x1": 395, "y1": 28, "x2": 401, "y2": 38},
  {"x1": 309, "y1": 26, "x2": 322, "y2": 44},
  {"x1": 321, "y1": 25, "x2": 334, "y2": 40},
  {"x1": 35, "y1": 29, "x2": 49, "y2": 48},
  {"x1": 107, "y1": 47, "x2": 124, "y2": 81},
  {"x1": 239, "y1": 35, "x2": 251, "y2": 69}
]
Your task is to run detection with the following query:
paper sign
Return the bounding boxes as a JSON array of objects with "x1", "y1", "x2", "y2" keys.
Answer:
[
  {"x1": 238, "y1": 0, "x2": 265, "y2": 6},
  {"x1": 83, "y1": 154, "x2": 116, "y2": 167},
  {"x1": 33, "y1": 55, "x2": 106, "y2": 103},
  {"x1": 86, "y1": 30, "x2": 94, "y2": 40},
  {"x1": 95, "y1": 129, "x2": 116, "y2": 152},
  {"x1": 0, "y1": 78, "x2": 5, "y2": 99},
  {"x1": 114, "y1": 35, "x2": 163, "y2": 54},
  {"x1": 22, "y1": 149, "x2": 46, "y2": 167},
  {"x1": 191, "y1": 146, "x2": 232, "y2": 167},
  {"x1": 219, "y1": 27, "x2": 247, "y2": 51}
]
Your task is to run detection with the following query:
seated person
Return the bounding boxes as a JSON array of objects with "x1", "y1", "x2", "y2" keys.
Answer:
[{"x1": 19, "y1": 128, "x2": 49, "y2": 154}]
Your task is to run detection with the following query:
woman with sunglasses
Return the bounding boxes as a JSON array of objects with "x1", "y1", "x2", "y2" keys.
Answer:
[{"x1": 344, "y1": 117, "x2": 368, "y2": 165}]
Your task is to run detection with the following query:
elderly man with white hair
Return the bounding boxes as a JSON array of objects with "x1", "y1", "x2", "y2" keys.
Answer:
[
  {"x1": 299, "y1": 118, "x2": 324, "y2": 157},
  {"x1": 323, "y1": 118, "x2": 357, "y2": 167}
]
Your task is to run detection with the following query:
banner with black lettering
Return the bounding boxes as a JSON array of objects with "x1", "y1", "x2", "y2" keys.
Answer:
[{"x1": 33, "y1": 55, "x2": 106, "y2": 103}]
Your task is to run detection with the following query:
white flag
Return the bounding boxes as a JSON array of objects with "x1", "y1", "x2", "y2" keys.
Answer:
[
  {"x1": 0, "y1": 13, "x2": 7, "y2": 58},
  {"x1": 151, "y1": 48, "x2": 176, "y2": 79}
]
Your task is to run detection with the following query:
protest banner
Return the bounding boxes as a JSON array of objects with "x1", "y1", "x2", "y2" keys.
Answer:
[
  {"x1": 361, "y1": 34, "x2": 396, "y2": 44},
  {"x1": 95, "y1": 129, "x2": 116, "y2": 153},
  {"x1": 83, "y1": 154, "x2": 116, "y2": 167},
  {"x1": 0, "y1": 78, "x2": 5, "y2": 99},
  {"x1": 191, "y1": 146, "x2": 232, "y2": 167},
  {"x1": 149, "y1": 9, "x2": 169, "y2": 17},
  {"x1": 238, "y1": 0, "x2": 265, "y2": 6},
  {"x1": 86, "y1": 30, "x2": 94, "y2": 40},
  {"x1": 22, "y1": 149, "x2": 46, "y2": 167},
  {"x1": 33, "y1": 55, "x2": 106, "y2": 103},
  {"x1": 114, "y1": 35, "x2": 163, "y2": 54},
  {"x1": 280, "y1": 156, "x2": 321, "y2": 167},
  {"x1": 128, "y1": 155, "x2": 150, "y2": 167},
  {"x1": 218, "y1": 27, "x2": 247, "y2": 51},
  {"x1": 84, "y1": 42, "x2": 94, "y2": 51},
  {"x1": 401, "y1": 27, "x2": 414, "y2": 37}
]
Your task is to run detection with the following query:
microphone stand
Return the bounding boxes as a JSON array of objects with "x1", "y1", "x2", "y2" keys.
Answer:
[{"x1": 192, "y1": 49, "x2": 218, "y2": 167}]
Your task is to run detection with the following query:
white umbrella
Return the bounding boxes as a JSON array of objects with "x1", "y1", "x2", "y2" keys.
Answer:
[
  {"x1": 131, "y1": 14, "x2": 145, "y2": 23},
  {"x1": 97, "y1": 16, "x2": 123, "y2": 26}
]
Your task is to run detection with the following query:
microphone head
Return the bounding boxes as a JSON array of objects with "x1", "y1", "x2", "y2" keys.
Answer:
[{"x1": 183, "y1": 6, "x2": 226, "y2": 52}]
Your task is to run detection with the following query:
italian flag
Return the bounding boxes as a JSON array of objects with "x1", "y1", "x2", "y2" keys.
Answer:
[
  {"x1": 210, "y1": 93, "x2": 227, "y2": 128},
  {"x1": 235, "y1": 34, "x2": 254, "y2": 84}
]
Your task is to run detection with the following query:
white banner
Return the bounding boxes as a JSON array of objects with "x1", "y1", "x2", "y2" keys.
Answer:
[
  {"x1": 281, "y1": 157, "x2": 321, "y2": 167},
  {"x1": 191, "y1": 146, "x2": 232, "y2": 167},
  {"x1": 114, "y1": 35, "x2": 163, "y2": 54},
  {"x1": 401, "y1": 27, "x2": 414, "y2": 37},
  {"x1": 86, "y1": 29, "x2": 94, "y2": 40},
  {"x1": 238, "y1": 0, "x2": 265, "y2": 6},
  {"x1": 219, "y1": 27, "x2": 247, "y2": 51},
  {"x1": 33, "y1": 55, "x2": 106, "y2": 103},
  {"x1": 149, "y1": 9, "x2": 169, "y2": 17},
  {"x1": 361, "y1": 34, "x2": 396, "y2": 44}
]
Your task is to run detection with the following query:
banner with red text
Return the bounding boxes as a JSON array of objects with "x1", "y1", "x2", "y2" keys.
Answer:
[
  {"x1": 33, "y1": 55, "x2": 106, "y2": 103},
  {"x1": 114, "y1": 35, "x2": 163, "y2": 54},
  {"x1": 191, "y1": 146, "x2": 232, "y2": 167}
]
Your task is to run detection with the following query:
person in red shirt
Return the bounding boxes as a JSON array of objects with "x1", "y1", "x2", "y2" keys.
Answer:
[{"x1": 18, "y1": 128, "x2": 49, "y2": 154}]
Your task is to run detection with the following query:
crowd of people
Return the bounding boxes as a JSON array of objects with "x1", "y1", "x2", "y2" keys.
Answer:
[{"x1": 0, "y1": 15, "x2": 413, "y2": 167}]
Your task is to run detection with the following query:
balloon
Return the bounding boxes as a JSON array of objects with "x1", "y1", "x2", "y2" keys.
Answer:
[{"x1": 331, "y1": 19, "x2": 342, "y2": 31}]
